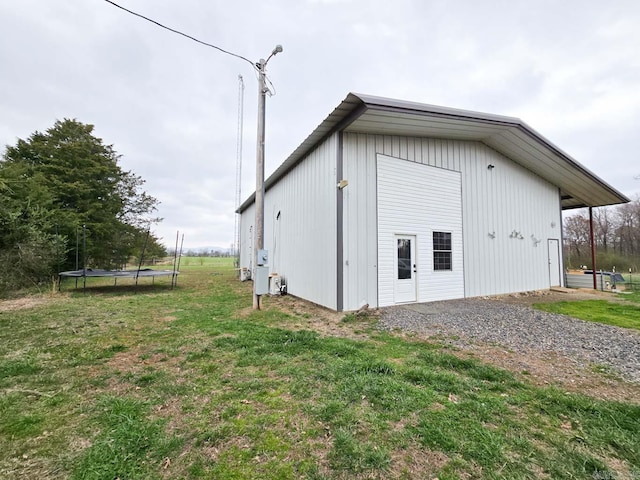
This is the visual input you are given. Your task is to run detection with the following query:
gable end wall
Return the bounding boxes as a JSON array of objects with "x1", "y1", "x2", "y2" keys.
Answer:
[{"x1": 342, "y1": 133, "x2": 563, "y2": 310}]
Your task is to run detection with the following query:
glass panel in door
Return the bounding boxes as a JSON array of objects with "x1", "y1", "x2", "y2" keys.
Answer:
[{"x1": 397, "y1": 238, "x2": 412, "y2": 280}]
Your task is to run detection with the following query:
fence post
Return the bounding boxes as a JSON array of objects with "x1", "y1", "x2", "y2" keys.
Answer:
[{"x1": 599, "y1": 270, "x2": 604, "y2": 291}]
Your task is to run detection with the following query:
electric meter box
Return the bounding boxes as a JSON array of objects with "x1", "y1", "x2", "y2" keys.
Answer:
[
  {"x1": 257, "y1": 249, "x2": 269, "y2": 266},
  {"x1": 255, "y1": 266, "x2": 269, "y2": 295}
]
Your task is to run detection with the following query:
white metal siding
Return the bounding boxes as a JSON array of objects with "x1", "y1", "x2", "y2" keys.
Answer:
[
  {"x1": 342, "y1": 133, "x2": 563, "y2": 309},
  {"x1": 240, "y1": 134, "x2": 338, "y2": 309},
  {"x1": 342, "y1": 134, "x2": 379, "y2": 310},
  {"x1": 377, "y1": 154, "x2": 464, "y2": 307},
  {"x1": 459, "y1": 144, "x2": 563, "y2": 296}
]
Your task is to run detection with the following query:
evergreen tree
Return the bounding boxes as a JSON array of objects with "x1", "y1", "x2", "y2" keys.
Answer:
[{"x1": 0, "y1": 119, "x2": 165, "y2": 290}]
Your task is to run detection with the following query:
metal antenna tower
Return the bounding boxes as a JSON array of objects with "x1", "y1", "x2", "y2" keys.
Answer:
[{"x1": 234, "y1": 74, "x2": 245, "y2": 271}]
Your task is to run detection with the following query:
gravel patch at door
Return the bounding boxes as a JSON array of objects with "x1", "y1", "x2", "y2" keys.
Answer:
[{"x1": 379, "y1": 298, "x2": 640, "y2": 383}]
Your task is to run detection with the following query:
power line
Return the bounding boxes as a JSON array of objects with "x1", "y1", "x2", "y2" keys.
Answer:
[{"x1": 104, "y1": 0, "x2": 256, "y2": 69}]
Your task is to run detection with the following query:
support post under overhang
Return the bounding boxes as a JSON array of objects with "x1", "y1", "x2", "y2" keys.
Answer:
[{"x1": 589, "y1": 207, "x2": 597, "y2": 290}]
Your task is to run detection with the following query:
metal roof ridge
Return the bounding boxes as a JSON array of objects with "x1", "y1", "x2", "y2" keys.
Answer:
[
  {"x1": 351, "y1": 92, "x2": 524, "y2": 125},
  {"x1": 237, "y1": 92, "x2": 630, "y2": 212}
]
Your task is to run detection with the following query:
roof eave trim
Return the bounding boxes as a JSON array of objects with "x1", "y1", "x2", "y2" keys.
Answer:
[
  {"x1": 513, "y1": 124, "x2": 630, "y2": 206},
  {"x1": 359, "y1": 97, "x2": 629, "y2": 207},
  {"x1": 238, "y1": 95, "x2": 367, "y2": 213}
]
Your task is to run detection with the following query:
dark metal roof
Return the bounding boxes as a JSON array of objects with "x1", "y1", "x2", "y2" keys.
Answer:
[{"x1": 239, "y1": 92, "x2": 629, "y2": 212}]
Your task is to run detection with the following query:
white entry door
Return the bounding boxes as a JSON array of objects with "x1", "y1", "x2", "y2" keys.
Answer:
[
  {"x1": 394, "y1": 235, "x2": 417, "y2": 303},
  {"x1": 548, "y1": 239, "x2": 561, "y2": 287}
]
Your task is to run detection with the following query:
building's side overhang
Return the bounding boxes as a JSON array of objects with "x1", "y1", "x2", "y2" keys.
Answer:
[{"x1": 238, "y1": 92, "x2": 629, "y2": 212}]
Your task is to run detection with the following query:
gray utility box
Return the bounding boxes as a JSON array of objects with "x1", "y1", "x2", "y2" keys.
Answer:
[{"x1": 255, "y1": 266, "x2": 270, "y2": 295}]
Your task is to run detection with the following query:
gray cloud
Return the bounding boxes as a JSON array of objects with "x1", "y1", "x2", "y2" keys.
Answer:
[{"x1": 1, "y1": 0, "x2": 639, "y2": 248}]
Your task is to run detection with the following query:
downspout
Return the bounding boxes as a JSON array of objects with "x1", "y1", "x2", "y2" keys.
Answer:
[{"x1": 589, "y1": 206, "x2": 597, "y2": 290}]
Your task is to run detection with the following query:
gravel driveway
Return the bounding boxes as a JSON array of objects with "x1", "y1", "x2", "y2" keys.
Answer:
[{"x1": 379, "y1": 298, "x2": 640, "y2": 383}]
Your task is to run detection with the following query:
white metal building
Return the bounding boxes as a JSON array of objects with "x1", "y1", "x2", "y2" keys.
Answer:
[{"x1": 238, "y1": 93, "x2": 629, "y2": 311}]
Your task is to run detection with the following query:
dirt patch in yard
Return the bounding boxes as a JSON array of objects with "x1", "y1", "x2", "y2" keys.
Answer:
[
  {"x1": 453, "y1": 341, "x2": 640, "y2": 404},
  {"x1": 486, "y1": 288, "x2": 627, "y2": 305},
  {"x1": 260, "y1": 294, "x2": 373, "y2": 340},
  {"x1": 388, "y1": 325, "x2": 640, "y2": 404},
  {"x1": 263, "y1": 291, "x2": 640, "y2": 404},
  {"x1": 0, "y1": 295, "x2": 59, "y2": 312}
]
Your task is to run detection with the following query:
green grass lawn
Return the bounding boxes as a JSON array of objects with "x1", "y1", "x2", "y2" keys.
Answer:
[
  {"x1": 1, "y1": 258, "x2": 639, "y2": 479},
  {"x1": 621, "y1": 289, "x2": 640, "y2": 303},
  {"x1": 534, "y1": 296, "x2": 640, "y2": 332}
]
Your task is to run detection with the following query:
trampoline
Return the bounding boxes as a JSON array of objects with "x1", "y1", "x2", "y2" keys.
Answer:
[
  {"x1": 58, "y1": 227, "x2": 185, "y2": 291},
  {"x1": 59, "y1": 268, "x2": 177, "y2": 278},
  {"x1": 58, "y1": 268, "x2": 179, "y2": 291}
]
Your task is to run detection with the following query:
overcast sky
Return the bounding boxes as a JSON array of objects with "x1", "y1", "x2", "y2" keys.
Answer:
[{"x1": 1, "y1": 0, "x2": 639, "y2": 250}]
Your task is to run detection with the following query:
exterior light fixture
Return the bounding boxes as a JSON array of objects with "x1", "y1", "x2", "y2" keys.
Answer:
[{"x1": 254, "y1": 44, "x2": 283, "y2": 310}]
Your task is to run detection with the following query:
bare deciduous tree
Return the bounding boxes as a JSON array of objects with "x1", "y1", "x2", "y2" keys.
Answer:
[{"x1": 563, "y1": 196, "x2": 640, "y2": 271}]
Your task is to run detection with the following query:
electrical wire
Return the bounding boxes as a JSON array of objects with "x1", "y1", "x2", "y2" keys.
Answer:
[
  {"x1": 265, "y1": 75, "x2": 277, "y2": 97},
  {"x1": 104, "y1": 0, "x2": 256, "y2": 69}
]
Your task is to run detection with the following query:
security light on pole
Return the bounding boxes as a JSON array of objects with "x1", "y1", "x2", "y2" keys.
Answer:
[{"x1": 253, "y1": 44, "x2": 283, "y2": 310}]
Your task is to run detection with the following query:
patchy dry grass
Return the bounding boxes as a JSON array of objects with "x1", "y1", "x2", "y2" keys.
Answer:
[{"x1": 1, "y1": 258, "x2": 639, "y2": 479}]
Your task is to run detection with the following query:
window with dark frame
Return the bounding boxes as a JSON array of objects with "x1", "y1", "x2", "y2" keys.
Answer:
[{"x1": 433, "y1": 231, "x2": 452, "y2": 271}]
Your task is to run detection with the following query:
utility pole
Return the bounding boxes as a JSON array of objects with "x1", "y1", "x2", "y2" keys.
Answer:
[{"x1": 253, "y1": 45, "x2": 283, "y2": 310}]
